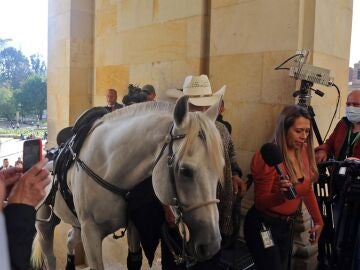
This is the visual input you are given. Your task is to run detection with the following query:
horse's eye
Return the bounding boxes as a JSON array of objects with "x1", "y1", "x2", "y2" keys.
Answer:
[{"x1": 179, "y1": 167, "x2": 194, "y2": 178}]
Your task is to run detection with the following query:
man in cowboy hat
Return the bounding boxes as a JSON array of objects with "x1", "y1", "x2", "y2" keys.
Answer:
[
  {"x1": 163, "y1": 74, "x2": 246, "y2": 269},
  {"x1": 166, "y1": 74, "x2": 245, "y2": 192},
  {"x1": 166, "y1": 74, "x2": 225, "y2": 108}
]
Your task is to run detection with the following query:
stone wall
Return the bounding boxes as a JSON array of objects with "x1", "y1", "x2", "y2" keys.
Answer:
[{"x1": 93, "y1": 0, "x2": 211, "y2": 105}]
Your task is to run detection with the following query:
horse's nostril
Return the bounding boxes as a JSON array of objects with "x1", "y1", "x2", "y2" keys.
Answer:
[
  {"x1": 194, "y1": 238, "x2": 221, "y2": 261},
  {"x1": 196, "y1": 244, "x2": 209, "y2": 258}
]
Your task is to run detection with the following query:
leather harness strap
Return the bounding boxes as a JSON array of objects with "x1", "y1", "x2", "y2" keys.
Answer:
[{"x1": 69, "y1": 144, "x2": 129, "y2": 198}]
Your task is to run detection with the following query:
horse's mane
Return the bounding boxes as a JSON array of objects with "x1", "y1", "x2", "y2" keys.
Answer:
[
  {"x1": 175, "y1": 111, "x2": 225, "y2": 184},
  {"x1": 102, "y1": 101, "x2": 175, "y2": 122}
]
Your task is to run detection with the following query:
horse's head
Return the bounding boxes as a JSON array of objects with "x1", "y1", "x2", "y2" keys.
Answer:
[{"x1": 153, "y1": 96, "x2": 225, "y2": 262}]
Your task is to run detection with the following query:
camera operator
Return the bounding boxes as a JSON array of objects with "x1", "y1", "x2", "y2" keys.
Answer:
[
  {"x1": 315, "y1": 89, "x2": 360, "y2": 269},
  {"x1": 315, "y1": 89, "x2": 360, "y2": 163}
]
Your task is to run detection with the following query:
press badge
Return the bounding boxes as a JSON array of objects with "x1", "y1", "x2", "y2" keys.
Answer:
[
  {"x1": 260, "y1": 223, "x2": 274, "y2": 248},
  {"x1": 338, "y1": 166, "x2": 347, "y2": 176}
]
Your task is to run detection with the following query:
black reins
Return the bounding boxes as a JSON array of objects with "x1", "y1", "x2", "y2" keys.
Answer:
[
  {"x1": 160, "y1": 124, "x2": 219, "y2": 267},
  {"x1": 68, "y1": 124, "x2": 185, "y2": 199},
  {"x1": 68, "y1": 142, "x2": 129, "y2": 197}
]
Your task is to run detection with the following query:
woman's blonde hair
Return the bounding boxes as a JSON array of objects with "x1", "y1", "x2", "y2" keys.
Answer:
[{"x1": 274, "y1": 105, "x2": 318, "y2": 183}]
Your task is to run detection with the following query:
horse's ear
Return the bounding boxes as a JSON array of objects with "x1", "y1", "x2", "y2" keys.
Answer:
[
  {"x1": 174, "y1": 96, "x2": 190, "y2": 128},
  {"x1": 205, "y1": 96, "x2": 222, "y2": 122}
]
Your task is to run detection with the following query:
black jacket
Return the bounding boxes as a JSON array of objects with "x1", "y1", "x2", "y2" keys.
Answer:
[
  {"x1": 4, "y1": 204, "x2": 36, "y2": 270},
  {"x1": 105, "y1": 102, "x2": 123, "y2": 112}
]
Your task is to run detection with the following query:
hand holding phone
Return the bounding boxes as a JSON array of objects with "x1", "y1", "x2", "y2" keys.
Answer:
[
  {"x1": 23, "y1": 139, "x2": 42, "y2": 172},
  {"x1": 7, "y1": 158, "x2": 51, "y2": 208}
]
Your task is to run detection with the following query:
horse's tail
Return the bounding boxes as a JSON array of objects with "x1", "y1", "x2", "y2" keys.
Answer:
[{"x1": 31, "y1": 233, "x2": 44, "y2": 270}]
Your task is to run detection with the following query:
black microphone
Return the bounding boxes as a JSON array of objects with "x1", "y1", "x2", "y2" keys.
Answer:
[{"x1": 260, "y1": 143, "x2": 297, "y2": 200}]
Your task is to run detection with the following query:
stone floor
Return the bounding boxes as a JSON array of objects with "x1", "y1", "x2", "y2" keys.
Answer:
[{"x1": 53, "y1": 223, "x2": 162, "y2": 269}]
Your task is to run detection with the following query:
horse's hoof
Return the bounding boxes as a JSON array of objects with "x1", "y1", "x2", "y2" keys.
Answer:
[
  {"x1": 127, "y1": 249, "x2": 143, "y2": 270},
  {"x1": 65, "y1": 254, "x2": 76, "y2": 270}
]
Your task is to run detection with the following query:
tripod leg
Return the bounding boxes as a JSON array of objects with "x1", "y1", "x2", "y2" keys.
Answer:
[
  {"x1": 351, "y1": 226, "x2": 360, "y2": 269},
  {"x1": 332, "y1": 197, "x2": 346, "y2": 269},
  {"x1": 336, "y1": 201, "x2": 360, "y2": 270},
  {"x1": 350, "y1": 204, "x2": 360, "y2": 270},
  {"x1": 307, "y1": 106, "x2": 323, "y2": 145}
]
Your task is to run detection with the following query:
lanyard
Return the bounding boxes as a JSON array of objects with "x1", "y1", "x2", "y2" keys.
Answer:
[{"x1": 346, "y1": 127, "x2": 360, "y2": 157}]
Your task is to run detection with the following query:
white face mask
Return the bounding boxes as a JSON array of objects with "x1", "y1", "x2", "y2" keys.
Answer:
[{"x1": 346, "y1": 106, "x2": 360, "y2": 123}]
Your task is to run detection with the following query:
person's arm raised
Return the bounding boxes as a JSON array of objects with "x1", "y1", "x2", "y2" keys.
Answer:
[
  {"x1": 0, "y1": 167, "x2": 22, "y2": 210},
  {"x1": 8, "y1": 158, "x2": 51, "y2": 207}
]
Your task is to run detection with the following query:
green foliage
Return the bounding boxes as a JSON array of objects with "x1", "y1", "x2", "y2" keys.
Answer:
[
  {"x1": 0, "y1": 42, "x2": 47, "y2": 122},
  {"x1": 0, "y1": 47, "x2": 31, "y2": 89},
  {"x1": 15, "y1": 75, "x2": 47, "y2": 119},
  {"x1": 0, "y1": 87, "x2": 16, "y2": 120},
  {"x1": 30, "y1": 54, "x2": 47, "y2": 76}
]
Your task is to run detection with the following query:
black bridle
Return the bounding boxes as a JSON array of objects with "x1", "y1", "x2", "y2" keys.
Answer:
[
  {"x1": 155, "y1": 124, "x2": 220, "y2": 213},
  {"x1": 155, "y1": 124, "x2": 219, "y2": 266}
]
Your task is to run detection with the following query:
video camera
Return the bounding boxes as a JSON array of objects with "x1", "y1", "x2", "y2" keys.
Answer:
[
  {"x1": 322, "y1": 159, "x2": 360, "y2": 202},
  {"x1": 324, "y1": 159, "x2": 360, "y2": 177}
]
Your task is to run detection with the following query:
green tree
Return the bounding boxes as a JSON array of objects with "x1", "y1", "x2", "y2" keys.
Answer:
[
  {"x1": 30, "y1": 54, "x2": 47, "y2": 76},
  {"x1": 0, "y1": 47, "x2": 31, "y2": 89},
  {"x1": 0, "y1": 87, "x2": 16, "y2": 120},
  {"x1": 15, "y1": 75, "x2": 47, "y2": 119}
]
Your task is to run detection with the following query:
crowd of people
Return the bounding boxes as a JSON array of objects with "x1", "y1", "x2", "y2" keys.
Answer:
[
  {"x1": 1, "y1": 76, "x2": 359, "y2": 269},
  {"x1": 105, "y1": 84, "x2": 156, "y2": 112},
  {"x1": 100, "y1": 77, "x2": 353, "y2": 270},
  {"x1": 0, "y1": 158, "x2": 23, "y2": 171}
]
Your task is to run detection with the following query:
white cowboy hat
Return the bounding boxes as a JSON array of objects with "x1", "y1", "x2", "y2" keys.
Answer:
[{"x1": 166, "y1": 75, "x2": 226, "y2": 106}]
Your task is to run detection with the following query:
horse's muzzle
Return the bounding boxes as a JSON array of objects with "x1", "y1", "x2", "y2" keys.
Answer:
[{"x1": 194, "y1": 237, "x2": 221, "y2": 261}]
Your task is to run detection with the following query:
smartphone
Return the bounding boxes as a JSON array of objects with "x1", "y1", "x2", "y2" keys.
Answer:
[{"x1": 23, "y1": 139, "x2": 43, "y2": 172}]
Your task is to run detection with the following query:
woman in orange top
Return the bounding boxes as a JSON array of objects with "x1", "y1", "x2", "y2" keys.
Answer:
[{"x1": 244, "y1": 105, "x2": 324, "y2": 270}]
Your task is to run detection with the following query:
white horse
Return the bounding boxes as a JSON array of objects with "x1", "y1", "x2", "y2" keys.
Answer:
[{"x1": 32, "y1": 96, "x2": 225, "y2": 270}]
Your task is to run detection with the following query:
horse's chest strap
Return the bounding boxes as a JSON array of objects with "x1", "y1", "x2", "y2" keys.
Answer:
[{"x1": 73, "y1": 154, "x2": 129, "y2": 198}]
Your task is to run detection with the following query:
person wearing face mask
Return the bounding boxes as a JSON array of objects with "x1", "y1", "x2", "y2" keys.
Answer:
[
  {"x1": 315, "y1": 90, "x2": 360, "y2": 269},
  {"x1": 315, "y1": 89, "x2": 360, "y2": 162}
]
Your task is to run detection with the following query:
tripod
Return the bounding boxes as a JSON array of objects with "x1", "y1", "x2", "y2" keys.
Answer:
[
  {"x1": 294, "y1": 80, "x2": 324, "y2": 144},
  {"x1": 294, "y1": 80, "x2": 336, "y2": 269},
  {"x1": 330, "y1": 163, "x2": 360, "y2": 270}
]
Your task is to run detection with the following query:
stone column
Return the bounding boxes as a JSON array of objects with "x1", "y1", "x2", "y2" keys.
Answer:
[{"x1": 47, "y1": 0, "x2": 94, "y2": 147}]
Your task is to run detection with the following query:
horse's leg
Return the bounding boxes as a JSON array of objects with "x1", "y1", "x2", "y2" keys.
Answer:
[
  {"x1": 65, "y1": 226, "x2": 81, "y2": 270},
  {"x1": 81, "y1": 220, "x2": 104, "y2": 270},
  {"x1": 127, "y1": 220, "x2": 143, "y2": 270},
  {"x1": 33, "y1": 204, "x2": 60, "y2": 270}
]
